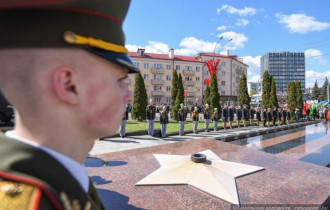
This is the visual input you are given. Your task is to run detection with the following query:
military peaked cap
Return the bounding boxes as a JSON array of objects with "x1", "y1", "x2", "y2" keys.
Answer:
[{"x1": 0, "y1": 0, "x2": 140, "y2": 73}]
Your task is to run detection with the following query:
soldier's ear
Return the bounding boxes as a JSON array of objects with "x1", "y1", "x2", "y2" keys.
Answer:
[{"x1": 52, "y1": 67, "x2": 79, "y2": 105}]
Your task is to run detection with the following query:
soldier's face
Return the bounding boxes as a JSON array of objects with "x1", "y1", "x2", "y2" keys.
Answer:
[{"x1": 80, "y1": 54, "x2": 133, "y2": 137}]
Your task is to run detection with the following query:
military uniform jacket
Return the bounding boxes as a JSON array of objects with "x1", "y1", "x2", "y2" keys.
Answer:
[
  {"x1": 256, "y1": 111, "x2": 261, "y2": 121},
  {"x1": 160, "y1": 111, "x2": 168, "y2": 124},
  {"x1": 242, "y1": 108, "x2": 248, "y2": 120},
  {"x1": 146, "y1": 105, "x2": 156, "y2": 120},
  {"x1": 249, "y1": 109, "x2": 254, "y2": 119},
  {"x1": 192, "y1": 111, "x2": 199, "y2": 121},
  {"x1": 0, "y1": 135, "x2": 104, "y2": 210},
  {"x1": 287, "y1": 112, "x2": 291, "y2": 120},
  {"x1": 212, "y1": 111, "x2": 219, "y2": 122},
  {"x1": 229, "y1": 108, "x2": 234, "y2": 121},
  {"x1": 262, "y1": 111, "x2": 267, "y2": 120},
  {"x1": 236, "y1": 109, "x2": 242, "y2": 120},
  {"x1": 272, "y1": 110, "x2": 277, "y2": 120},
  {"x1": 278, "y1": 111, "x2": 282, "y2": 120},
  {"x1": 204, "y1": 108, "x2": 211, "y2": 120},
  {"x1": 221, "y1": 108, "x2": 228, "y2": 121},
  {"x1": 282, "y1": 110, "x2": 287, "y2": 119},
  {"x1": 177, "y1": 108, "x2": 187, "y2": 122},
  {"x1": 267, "y1": 111, "x2": 272, "y2": 121}
]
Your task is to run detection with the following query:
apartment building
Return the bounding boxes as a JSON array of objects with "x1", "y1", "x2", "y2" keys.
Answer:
[{"x1": 126, "y1": 49, "x2": 248, "y2": 105}]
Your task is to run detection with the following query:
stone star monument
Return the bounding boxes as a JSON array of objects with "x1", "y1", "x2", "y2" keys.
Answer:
[{"x1": 136, "y1": 150, "x2": 265, "y2": 206}]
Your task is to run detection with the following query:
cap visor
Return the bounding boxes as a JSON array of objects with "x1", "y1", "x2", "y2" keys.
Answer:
[{"x1": 87, "y1": 47, "x2": 140, "y2": 73}]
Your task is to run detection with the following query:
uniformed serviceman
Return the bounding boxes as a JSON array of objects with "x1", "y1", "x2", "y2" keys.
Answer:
[
  {"x1": 0, "y1": 1, "x2": 139, "y2": 209},
  {"x1": 236, "y1": 105, "x2": 242, "y2": 128},
  {"x1": 263, "y1": 108, "x2": 267, "y2": 127},
  {"x1": 192, "y1": 107, "x2": 199, "y2": 134},
  {"x1": 277, "y1": 107, "x2": 282, "y2": 126},
  {"x1": 178, "y1": 103, "x2": 186, "y2": 136},
  {"x1": 249, "y1": 106, "x2": 255, "y2": 126},
  {"x1": 229, "y1": 105, "x2": 234, "y2": 129},
  {"x1": 242, "y1": 104, "x2": 248, "y2": 127},
  {"x1": 146, "y1": 99, "x2": 156, "y2": 136},
  {"x1": 267, "y1": 108, "x2": 273, "y2": 127},
  {"x1": 119, "y1": 104, "x2": 131, "y2": 137},
  {"x1": 160, "y1": 105, "x2": 168, "y2": 138},
  {"x1": 221, "y1": 105, "x2": 228, "y2": 130},
  {"x1": 212, "y1": 108, "x2": 219, "y2": 131},
  {"x1": 272, "y1": 107, "x2": 277, "y2": 126},
  {"x1": 204, "y1": 104, "x2": 211, "y2": 132}
]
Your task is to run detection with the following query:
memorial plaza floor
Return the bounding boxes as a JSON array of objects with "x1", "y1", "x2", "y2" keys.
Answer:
[{"x1": 86, "y1": 121, "x2": 330, "y2": 209}]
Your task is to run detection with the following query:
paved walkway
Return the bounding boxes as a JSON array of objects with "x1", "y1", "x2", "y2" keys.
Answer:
[{"x1": 89, "y1": 120, "x2": 318, "y2": 155}]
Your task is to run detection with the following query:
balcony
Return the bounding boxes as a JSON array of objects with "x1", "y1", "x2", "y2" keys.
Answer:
[
  {"x1": 187, "y1": 92, "x2": 195, "y2": 97},
  {"x1": 184, "y1": 81, "x2": 195, "y2": 86},
  {"x1": 183, "y1": 70, "x2": 195, "y2": 76},
  {"x1": 151, "y1": 79, "x2": 164, "y2": 85},
  {"x1": 151, "y1": 68, "x2": 164, "y2": 74},
  {"x1": 123, "y1": 78, "x2": 131, "y2": 84},
  {"x1": 152, "y1": 91, "x2": 165, "y2": 96}
]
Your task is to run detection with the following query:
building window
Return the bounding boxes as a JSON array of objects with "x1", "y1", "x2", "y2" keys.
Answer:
[
  {"x1": 221, "y1": 81, "x2": 225, "y2": 86},
  {"x1": 134, "y1": 62, "x2": 139, "y2": 67},
  {"x1": 166, "y1": 86, "x2": 171, "y2": 91},
  {"x1": 196, "y1": 67, "x2": 200, "y2": 72},
  {"x1": 154, "y1": 63, "x2": 162, "y2": 69},
  {"x1": 221, "y1": 90, "x2": 225, "y2": 95},
  {"x1": 143, "y1": 74, "x2": 148, "y2": 80},
  {"x1": 221, "y1": 71, "x2": 225, "y2": 76},
  {"x1": 166, "y1": 97, "x2": 171, "y2": 103},
  {"x1": 166, "y1": 75, "x2": 171, "y2": 80},
  {"x1": 175, "y1": 65, "x2": 180, "y2": 70},
  {"x1": 185, "y1": 66, "x2": 192, "y2": 70},
  {"x1": 196, "y1": 77, "x2": 200, "y2": 81},
  {"x1": 154, "y1": 86, "x2": 162, "y2": 91},
  {"x1": 221, "y1": 62, "x2": 225, "y2": 66},
  {"x1": 154, "y1": 97, "x2": 161, "y2": 103},
  {"x1": 204, "y1": 70, "x2": 208, "y2": 76},
  {"x1": 166, "y1": 65, "x2": 171, "y2": 70},
  {"x1": 154, "y1": 75, "x2": 162, "y2": 79}
]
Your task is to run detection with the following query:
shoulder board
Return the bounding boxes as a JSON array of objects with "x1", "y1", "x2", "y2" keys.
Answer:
[{"x1": 0, "y1": 170, "x2": 62, "y2": 210}]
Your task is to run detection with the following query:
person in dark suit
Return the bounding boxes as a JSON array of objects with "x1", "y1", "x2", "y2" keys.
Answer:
[
  {"x1": 287, "y1": 108, "x2": 291, "y2": 125},
  {"x1": 236, "y1": 105, "x2": 242, "y2": 128},
  {"x1": 272, "y1": 107, "x2": 277, "y2": 126},
  {"x1": 282, "y1": 107, "x2": 287, "y2": 125},
  {"x1": 0, "y1": 0, "x2": 139, "y2": 209},
  {"x1": 263, "y1": 108, "x2": 267, "y2": 127},
  {"x1": 221, "y1": 105, "x2": 228, "y2": 130},
  {"x1": 242, "y1": 104, "x2": 248, "y2": 127},
  {"x1": 229, "y1": 105, "x2": 234, "y2": 129},
  {"x1": 160, "y1": 106, "x2": 169, "y2": 138},
  {"x1": 249, "y1": 106, "x2": 255, "y2": 126},
  {"x1": 256, "y1": 107, "x2": 261, "y2": 126}
]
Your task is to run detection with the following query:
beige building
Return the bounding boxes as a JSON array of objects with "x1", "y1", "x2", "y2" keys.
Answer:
[{"x1": 126, "y1": 49, "x2": 248, "y2": 105}]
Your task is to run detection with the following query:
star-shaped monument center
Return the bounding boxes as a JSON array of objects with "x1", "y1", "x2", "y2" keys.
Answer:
[{"x1": 136, "y1": 150, "x2": 265, "y2": 205}]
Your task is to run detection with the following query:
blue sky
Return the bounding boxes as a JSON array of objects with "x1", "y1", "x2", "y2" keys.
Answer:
[{"x1": 123, "y1": 0, "x2": 330, "y2": 88}]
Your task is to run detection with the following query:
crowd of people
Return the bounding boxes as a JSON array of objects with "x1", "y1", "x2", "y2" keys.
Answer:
[{"x1": 117, "y1": 100, "x2": 330, "y2": 138}]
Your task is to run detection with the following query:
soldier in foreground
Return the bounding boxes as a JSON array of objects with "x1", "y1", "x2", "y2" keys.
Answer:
[
  {"x1": 178, "y1": 103, "x2": 186, "y2": 136},
  {"x1": 0, "y1": 0, "x2": 138, "y2": 209},
  {"x1": 146, "y1": 99, "x2": 156, "y2": 136},
  {"x1": 212, "y1": 108, "x2": 219, "y2": 131},
  {"x1": 204, "y1": 104, "x2": 211, "y2": 132}
]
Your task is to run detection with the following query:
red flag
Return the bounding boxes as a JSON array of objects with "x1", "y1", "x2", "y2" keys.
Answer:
[
  {"x1": 184, "y1": 90, "x2": 187, "y2": 97},
  {"x1": 204, "y1": 78, "x2": 210, "y2": 86}
]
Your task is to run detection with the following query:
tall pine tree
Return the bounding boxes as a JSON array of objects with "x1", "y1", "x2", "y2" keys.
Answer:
[
  {"x1": 131, "y1": 73, "x2": 148, "y2": 120},
  {"x1": 238, "y1": 74, "x2": 251, "y2": 110},
  {"x1": 261, "y1": 70, "x2": 271, "y2": 108},
  {"x1": 204, "y1": 85, "x2": 211, "y2": 106},
  {"x1": 295, "y1": 80, "x2": 303, "y2": 118},
  {"x1": 209, "y1": 73, "x2": 221, "y2": 114},
  {"x1": 269, "y1": 76, "x2": 278, "y2": 108},
  {"x1": 173, "y1": 73, "x2": 184, "y2": 121},
  {"x1": 170, "y1": 70, "x2": 178, "y2": 119},
  {"x1": 287, "y1": 81, "x2": 296, "y2": 113},
  {"x1": 312, "y1": 80, "x2": 320, "y2": 101},
  {"x1": 320, "y1": 77, "x2": 329, "y2": 101}
]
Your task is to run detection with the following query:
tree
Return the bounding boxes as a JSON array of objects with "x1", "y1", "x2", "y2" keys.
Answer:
[
  {"x1": 131, "y1": 73, "x2": 148, "y2": 120},
  {"x1": 170, "y1": 70, "x2": 179, "y2": 119},
  {"x1": 269, "y1": 76, "x2": 278, "y2": 108},
  {"x1": 295, "y1": 80, "x2": 303, "y2": 118},
  {"x1": 261, "y1": 70, "x2": 271, "y2": 108},
  {"x1": 209, "y1": 73, "x2": 221, "y2": 114},
  {"x1": 173, "y1": 73, "x2": 184, "y2": 121},
  {"x1": 250, "y1": 89, "x2": 256, "y2": 96},
  {"x1": 286, "y1": 81, "x2": 296, "y2": 113},
  {"x1": 320, "y1": 77, "x2": 329, "y2": 101},
  {"x1": 238, "y1": 74, "x2": 251, "y2": 110},
  {"x1": 312, "y1": 80, "x2": 320, "y2": 101},
  {"x1": 204, "y1": 85, "x2": 211, "y2": 106}
]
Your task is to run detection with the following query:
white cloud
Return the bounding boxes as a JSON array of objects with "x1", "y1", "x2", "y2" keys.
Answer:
[
  {"x1": 216, "y1": 25, "x2": 227, "y2": 31},
  {"x1": 305, "y1": 49, "x2": 322, "y2": 58},
  {"x1": 236, "y1": 18, "x2": 249, "y2": 27},
  {"x1": 217, "y1": 5, "x2": 256, "y2": 16},
  {"x1": 305, "y1": 70, "x2": 330, "y2": 88},
  {"x1": 305, "y1": 49, "x2": 327, "y2": 66},
  {"x1": 276, "y1": 13, "x2": 330, "y2": 34},
  {"x1": 241, "y1": 55, "x2": 261, "y2": 76},
  {"x1": 176, "y1": 37, "x2": 216, "y2": 56},
  {"x1": 126, "y1": 41, "x2": 169, "y2": 54},
  {"x1": 249, "y1": 75, "x2": 261, "y2": 83},
  {"x1": 218, "y1": 31, "x2": 248, "y2": 50}
]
